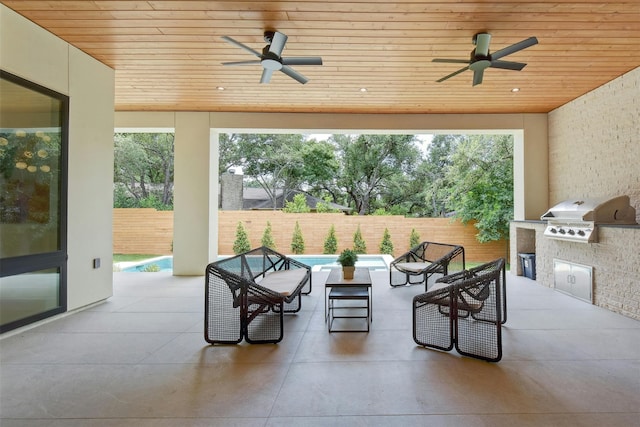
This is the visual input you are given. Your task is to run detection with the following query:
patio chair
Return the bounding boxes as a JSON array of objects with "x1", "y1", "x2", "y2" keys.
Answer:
[
  {"x1": 205, "y1": 246, "x2": 311, "y2": 344},
  {"x1": 390, "y1": 241, "x2": 465, "y2": 291},
  {"x1": 413, "y1": 258, "x2": 506, "y2": 362}
]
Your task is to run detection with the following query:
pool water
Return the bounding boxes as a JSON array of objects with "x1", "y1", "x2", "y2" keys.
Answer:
[
  {"x1": 120, "y1": 256, "x2": 173, "y2": 272},
  {"x1": 119, "y1": 254, "x2": 391, "y2": 272}
]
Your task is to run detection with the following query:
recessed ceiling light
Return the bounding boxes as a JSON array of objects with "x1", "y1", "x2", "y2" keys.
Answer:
[
  {"x1": 216, "y1": 86, "x2": 225, "y2": 91},
  {"x1": 511, "y1": 87, "x2": 520, "y2": 92},
  {"x1": 360, "y1": 88, "x2": 367, "y2": 92}
]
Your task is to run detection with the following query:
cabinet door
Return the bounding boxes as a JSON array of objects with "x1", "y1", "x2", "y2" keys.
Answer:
[
  {"x1": 553, "y1": 259, "x2": 593, "y2": 304},
  {"x1": 553, "y1": 260, "x2": 572, "y2": 295},
  {"x1": 571, "y1": 264, "x2": 593, "y2": 303}
]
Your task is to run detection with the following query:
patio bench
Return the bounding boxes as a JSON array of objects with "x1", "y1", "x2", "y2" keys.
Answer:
[
  {"x1": 205, "y1": 246, "x2": 311, "y2": 344},
  {"x1": 389, "y1": 241, "x2": 465, "y2": 291}
]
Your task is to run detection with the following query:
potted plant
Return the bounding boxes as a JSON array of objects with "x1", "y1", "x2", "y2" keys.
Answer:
[{"x1": 337, "y1": 248, "x2": 358, "y2": 279}]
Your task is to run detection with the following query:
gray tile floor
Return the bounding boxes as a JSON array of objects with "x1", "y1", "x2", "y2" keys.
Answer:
[{"x1": 1, "y1": 270, "x2": 639, "y2": 426}]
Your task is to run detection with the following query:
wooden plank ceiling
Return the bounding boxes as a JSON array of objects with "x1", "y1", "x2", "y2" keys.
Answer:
[{"x1": 2, "y1": 1, "x2": 639, "y2": 114}]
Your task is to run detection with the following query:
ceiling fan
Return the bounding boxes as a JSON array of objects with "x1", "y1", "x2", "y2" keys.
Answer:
[
  {"x1": 433, "y1": 33, "x2": 538, "y2": 86},
  {"x1": 221, "y1": 30, "x2": 323, "y2": 84}
]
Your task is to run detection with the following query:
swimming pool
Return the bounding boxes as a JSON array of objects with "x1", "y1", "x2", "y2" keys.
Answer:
[
  {"x1": 118, "y1": 254, "x2": 392, "y2": 272},
  {"x1": 119, "y1": 256, "x2": 173, "y2": 272}
]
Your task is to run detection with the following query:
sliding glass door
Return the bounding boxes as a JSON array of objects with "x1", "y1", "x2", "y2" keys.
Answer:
[{"x1": 0, "y1": 70, "x2": 68, "y2": 333}]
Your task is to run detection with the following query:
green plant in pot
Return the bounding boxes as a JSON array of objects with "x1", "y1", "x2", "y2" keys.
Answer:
[{"x1": 337, "y1": 248, "x2": 358, "y2": 279}]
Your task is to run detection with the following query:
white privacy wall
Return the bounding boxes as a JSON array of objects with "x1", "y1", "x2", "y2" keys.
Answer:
[{"x1": 1, "y1": 5, "x2": 116, "y2": 310}]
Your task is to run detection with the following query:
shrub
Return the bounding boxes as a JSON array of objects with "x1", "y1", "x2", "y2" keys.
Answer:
[
  {"x1": 142, "y1": 263, "x2": 161, "y2": 272},
  {"x1": 283, "y1": 193, "x2": 311, "y2": 213},
  {"x1": 232, "y1": 221, "x2": 251, "y2": 254},
  {"x1": 316, "y1": 196, "x2": 341, "y2": 213},
  {"x1": 323, "y1": 224, "x2": 338, "y2": 254},
  {"x1": 409, "y1": 228, "x2": 420, "y2": 249},
  {"x1": 261, "y1": 221, "x2": 276, "y2": 250},
  {"x1": 337, "y1": 248, "x2": 358, "y2": 267},
  {"x1": 290, "y1": 221, "x2": 305, "y2": 254},
  {"x1": 353, "y1": 224, "x2": 367, "y2": 254},
  {"x1": 379, "y1": 228, "x2": 394, "y2": 255}
]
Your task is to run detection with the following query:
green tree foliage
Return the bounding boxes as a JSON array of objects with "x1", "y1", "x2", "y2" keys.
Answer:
[
  {"x1": 233, "y1": 221, "x2": 251, "y2": 254},
  {"x1": 409, "y1": 228, "x2": 420, "y2": 249},
  {"x1": 113, "y1": 132, "x2": 174, "y2": 209},
  {"x1": 261, "y1": 221, "x2": 276, "y2": 250},
  {"x1": 332, "y1": 134, "x2": 421, "y2": 215},
  {"x1": 323, "y1": 224, "x2": 338, "y2": 254},
  {"x1": 445, "y1": 135, "x2": 514, "y2": 242},
  {"x1": 282, "y1": 193, "x2": 311, "y2": 213},
  {"x1": 353, "y1": 225, "x2": 367, "y2": 254},
  {"x1": 379, "y1": 228, "x2": 394, "y2": 255},
  {"x1": 420, "y1": 135, "x2": 462, "y2": 217},
  {"x1": 316, "y1": 196, "x2": 341, "y2": 213},
  {"x1": 218, "y1": 133, "x2": 339, "y2": 209},
  {"x1": 290, "y1": 221, "x2": 305, "y2": 254}
]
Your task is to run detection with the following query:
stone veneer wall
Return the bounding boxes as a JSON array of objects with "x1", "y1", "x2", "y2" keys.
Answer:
[
  {"x1": 511, "y1": 222, "x2": 640, "y2": 320},
  {"x1": 511, "y1": 66, "x2": 640, "y2": 321},
  {"x1": 547, "y1": 67, "x2": 640, "y2": 216}
]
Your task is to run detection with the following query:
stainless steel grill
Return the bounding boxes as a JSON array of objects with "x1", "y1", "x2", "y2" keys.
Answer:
[{"x1": 540, "y1": 195, "x2": 637, "y2": 243}]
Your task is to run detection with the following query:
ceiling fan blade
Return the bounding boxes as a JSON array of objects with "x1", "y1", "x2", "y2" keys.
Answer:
[
  {"x1": 280, "y1": 65, "x2": 309, "y2": 84},
  {"x1": 282, "y1": 57, "x2": 323, "y2": 66},
  {"x1": 221, "y1": 36, "x2": 262, "y2": 58},
  {"x1": 475, "y1": 33, "x2": 492, "y2": 56},
  {"x1": 222, "y1": 60, "x2": 261, "y2": 66},
  {"x1": 260, "y1": 68, "x2": 274, "y2": 84},
  {"x1": 490, "y1": 60, "x2": 527, "y2": 71},
  {"x1": 432, "y1": 58, "x2": 471, "y2": 64},
  {"x1": 436, "y1": 66, "x2": 469, "y2": 82},
  {"x1": 491, "y1": 37, "x2": 539, "y2": 60},
  {"x1": 472, "y1": 69, "x2": 484, "y2": 86},
  {"x1": 269, "y1": 31, "x2": 288, "y2": 57}
]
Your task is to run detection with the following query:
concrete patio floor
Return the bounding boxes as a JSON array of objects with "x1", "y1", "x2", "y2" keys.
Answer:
[{"x1": 1, "y1": 269, "x2": 638, "y2": 426}]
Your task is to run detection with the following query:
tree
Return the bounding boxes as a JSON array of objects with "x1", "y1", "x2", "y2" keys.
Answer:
[
  {"x1": 379, "y1": 228, "x2": 394, "y2": 255},
  {"x1": 333, "y1": 134, "x2": 421, "y2": 215},
  {"x1": 282, "y1": 193, "x2": 310, "y2": 213},
  {"x1": 316, "y1": 196, "x2": 341, "y2": 213},
  {"x1": 113, "y1": 132, "x2": 174, "y2": 209},
  {"x1": 409, "y1": 228, "x2": 420, "y2": 249},
  {"x1": 323, "y1": 225, "x2": 338, "y2": 254},
  {"x1": 420, "y1": 134, "x2": 462, "y2": 217},
  {"x1": 445, "y1": 135, "x2": 514, "y2": 242},
  {"x1": 353, "y1": 225, "x2": 367, "y2": 253},
  {"x1": 290, "y1": 221, "x2": 305, "y2": 254},
  {"x1": 261, "y1": 221, "x2": 276, "y2": 250},
  {"x1": 233, "y1": 221, "x2": 251, "y2": 254}
]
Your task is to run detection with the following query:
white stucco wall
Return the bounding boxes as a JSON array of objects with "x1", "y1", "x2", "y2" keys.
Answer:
[{"x1": 1, "y1": 5, "x2": 115, "y2": 311}]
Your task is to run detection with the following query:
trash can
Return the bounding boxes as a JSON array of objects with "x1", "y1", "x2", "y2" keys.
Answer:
[{"x1": 518, "y1": 253, "x2": 536, "y2": 280}]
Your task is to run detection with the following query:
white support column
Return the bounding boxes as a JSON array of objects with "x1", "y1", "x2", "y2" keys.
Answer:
[
  {"x1": 208, "y1": 128, "x2": 219, "y2": 261},
  {"x1": 521, "y1": 114, "x2": 549, "y2": 220},
  {"x1": 173, "y1": 112, "x2": 213, "y2": 275}
]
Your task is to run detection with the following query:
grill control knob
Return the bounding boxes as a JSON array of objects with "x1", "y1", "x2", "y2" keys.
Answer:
[
  {"x1": 559, "y1": 229, "x2": 566, "y2": 234},
  {"x1": 549, "y1": 227, "x2": 557, "y2": 233},
  {"x1": 577, "y1": 230, "x2": 585, "y2": 236},
  {"x1": 568, "y1": 229, "x2": 576, "y2": 235}
]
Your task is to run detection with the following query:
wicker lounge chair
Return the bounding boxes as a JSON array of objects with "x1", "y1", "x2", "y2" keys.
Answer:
[
  {"x1": 390, "y1": 241, "x2": 465, "y2": 291},
  {"x1": 205, "y1": 246, "x2": 311, "y2": 344},
  {"x1": 413, "y1": 258, "x2": 506, "y2": 362}
]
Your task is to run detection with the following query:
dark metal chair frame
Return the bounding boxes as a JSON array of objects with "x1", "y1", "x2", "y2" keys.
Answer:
[
  {"x1": 412, "y1": 258, "x2": 506, "y2": 362},
  {"x1": 205, "y1": 246, "x2": 311, "y2": 345},
  {"x1": 390, "y1": 241, "x2": 466, "y2": 291}
]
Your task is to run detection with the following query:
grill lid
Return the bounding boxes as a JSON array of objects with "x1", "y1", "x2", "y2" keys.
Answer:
[
  {"x1": 540, "y1": 196, "x2": 637, "y2": 243},
  {"x1": 541, "y1": 195, "x2": 637, "y2": 224}
]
